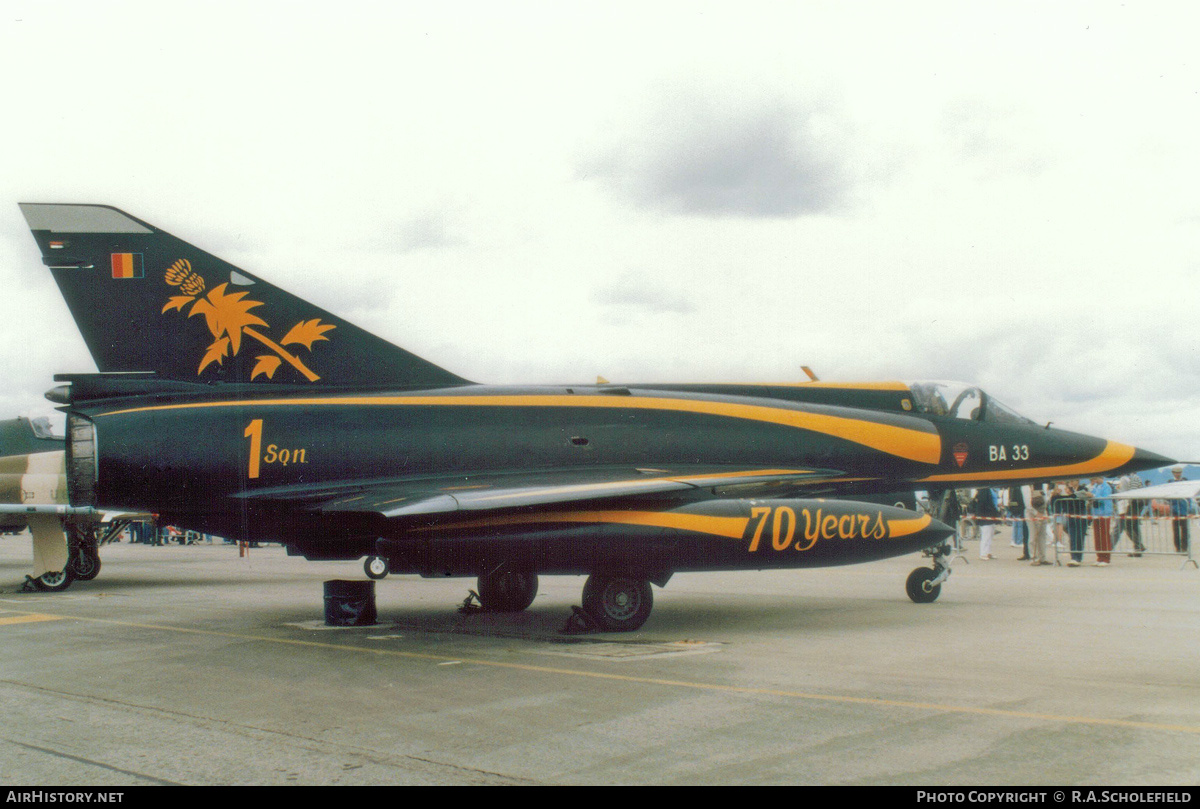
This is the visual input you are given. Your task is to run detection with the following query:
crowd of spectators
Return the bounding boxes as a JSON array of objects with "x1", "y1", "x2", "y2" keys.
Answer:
[{"x1": 936, "y1": 466, "x2": 1195, "y2": 566}]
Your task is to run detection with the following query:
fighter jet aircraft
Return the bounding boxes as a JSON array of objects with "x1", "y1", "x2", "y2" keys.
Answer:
[
  {"x1": 0, "y1": 416, "x2": 104, "y2": 590},
  {"x1": 18, "y1": 204, "x2": 1173, "y2": 629}
]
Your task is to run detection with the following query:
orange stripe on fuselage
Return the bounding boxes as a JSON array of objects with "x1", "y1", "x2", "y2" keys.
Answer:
[
  {"x1": 919, "y1": 441, "x2": 1137, "y2": 484},
  {"x1": 425, "y1": 508, "x2": 934, "y2": 541},
  {"x1": 96, "y1": 394, "x2": 942, "y2": 465},
  {"x1": 885, "y1": 514, "x2": 932, "y2": 538},
  {"x1": 416, "y1": 509, "x2": 752, "y2": 539}
]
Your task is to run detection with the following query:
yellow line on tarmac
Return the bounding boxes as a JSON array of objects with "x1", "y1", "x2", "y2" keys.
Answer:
[
  {"x1": 0, "y1": 613, "x2": 63, "y2": 626},
  {"x1": 9, "y1": 609, "x2": 1200, "y2": 736}
]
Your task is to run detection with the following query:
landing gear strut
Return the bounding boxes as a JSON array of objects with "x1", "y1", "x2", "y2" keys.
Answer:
[
  {"x1": 68, "y1": 523, "x2": 101, "y2": 582},
  {"x1": 906, "y1": 541, "x2": 953, "y2": 604}
]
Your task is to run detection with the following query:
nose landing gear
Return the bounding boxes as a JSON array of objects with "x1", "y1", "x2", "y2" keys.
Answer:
[
  {"x1": 363, "y1": 556, "x2": 390, "y2": 580},
  {"x1": 906, "y1": 541, "x2": 953, "y2": 604}
]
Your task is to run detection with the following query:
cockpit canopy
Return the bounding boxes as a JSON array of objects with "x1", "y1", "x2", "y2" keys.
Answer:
[
  {"x1": 905, "y1": 380, "x2": 1034, "y2": 425},
  {"x1": 29, "y1": 416, "x2": 62, "y2": 440}
]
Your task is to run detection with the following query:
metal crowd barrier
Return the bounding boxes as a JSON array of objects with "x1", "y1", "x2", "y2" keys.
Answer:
[{"x1": 1047, "y1": 496, "x2": 1197, "y2": 568}]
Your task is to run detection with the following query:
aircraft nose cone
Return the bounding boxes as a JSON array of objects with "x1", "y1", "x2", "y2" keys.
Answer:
[
  {"x1": 1128, "y1": 446, "x2": 1176, "y2": 474},
  {"x1": 883, "y1": 509, "x2": 955, "y2": 548},
  {"x1": 929, "y1": 516, "x2": 955, "y2": 540},
  {"x1": 921, "y1": 516, "x2": 956, "y2": 549}
]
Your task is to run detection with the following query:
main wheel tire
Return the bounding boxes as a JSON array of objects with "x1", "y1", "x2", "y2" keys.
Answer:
[
  {"x1": 582, "y1": 575, "x2": 653, "y2": 632},
  {"x1": 477, "y1": 569, "x2": 539, "y2": 612},
  {"x1": 71, "y1": 549, "x2": 101, "y2": 581},
  {"x1": 34, "y1": 569, "x2": 73, "y2": 592},
  {"x1": 906, "y1": 567, "x2": 941, "y2": 603},
  {"x1": 364, "y1": 556, "x2": 390, "y2": 580}
]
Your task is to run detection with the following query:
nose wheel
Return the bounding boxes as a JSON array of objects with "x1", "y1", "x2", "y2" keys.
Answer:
[
  {"x1": 67, "y1": 522, "x2": 101, "y2": 581},
  {"x1": 905, "y1": 567, "x2": 941, "y2": 603},
  {"x1": 70, "y1": 545, "x2": 101, "y2": 581},
  {"x1": 363, "y1": 556, "x2": 390, "y2": 580},
  {"x1": 906, "y1": 541, "x2": 952, "y2": 604}
]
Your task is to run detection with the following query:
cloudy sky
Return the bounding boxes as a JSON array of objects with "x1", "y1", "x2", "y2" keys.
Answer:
[{"x1": 0, "y1": 1, "x2": 1196, "y2": 459}]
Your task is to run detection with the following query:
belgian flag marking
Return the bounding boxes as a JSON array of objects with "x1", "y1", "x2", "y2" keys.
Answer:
[{"x1": 110, "y1": 253, "x2": 144, "y2": 279}]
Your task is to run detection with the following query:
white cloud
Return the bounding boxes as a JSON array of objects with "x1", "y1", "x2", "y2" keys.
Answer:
[{"x1": 585, "y1": 89, "x2": 853, "y2": 218}]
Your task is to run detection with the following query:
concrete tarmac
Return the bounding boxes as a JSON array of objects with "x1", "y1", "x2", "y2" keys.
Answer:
[{"x1": 0, "y1": 533, "x2": 1197, "y2": 786}]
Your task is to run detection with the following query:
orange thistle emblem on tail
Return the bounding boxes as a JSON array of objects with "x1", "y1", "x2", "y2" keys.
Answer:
[{"x1": 162, "y1": 259, "x2": 335, "y2": 381}]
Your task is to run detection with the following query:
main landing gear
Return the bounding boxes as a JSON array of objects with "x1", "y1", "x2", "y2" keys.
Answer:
[
  {"x1": 29, "y1": 568, "x2": 73, "y2": 592},
  {"x1": 68, "y1": 535, "x2": 102, "y2": 582},
  {"x1": 580, "y1": 574, "x2": 653, "y2": 632},
  {"x1": 906, "y1": 541, "x2": 953, "y2": 604},
  {"x1": 468, "y1": 567, "x2": 653, "y2": 632},
  {"x1": 26, "y1": 523, "x2": 103, "y2": 592},
  {"x1": 476, "y1": 566, "x2": 539, "y2": 613}
]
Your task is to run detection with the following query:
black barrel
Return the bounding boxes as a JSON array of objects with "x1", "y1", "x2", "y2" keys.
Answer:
[{"x1": 323, "y1": 579, "x2": 377, "y2": 626}]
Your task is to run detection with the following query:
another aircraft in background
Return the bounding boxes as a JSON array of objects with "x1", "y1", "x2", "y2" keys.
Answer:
[
  {"x1": 19, "y1": 204, "x2": 1173, "y2": 628},
  {"x1": 0, "y1": 416, "x2": 107, "y2": 590}
]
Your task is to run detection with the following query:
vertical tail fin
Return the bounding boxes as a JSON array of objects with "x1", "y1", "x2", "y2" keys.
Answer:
[{"x1": 20, "y1": 204, "x2": 470, "y2": 389}]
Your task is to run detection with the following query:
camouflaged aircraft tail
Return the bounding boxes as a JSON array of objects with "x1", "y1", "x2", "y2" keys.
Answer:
[
  {"x1": 0, "y1": 417, "x2": 64, "y2": 457},
  {"x1": 20, "y1": 204, "x2": 471, "y2": 390}
]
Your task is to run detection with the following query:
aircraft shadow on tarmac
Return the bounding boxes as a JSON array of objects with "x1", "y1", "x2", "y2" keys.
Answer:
[
  {"x1": 0, "y1": 549, "x2": 956, "y2": 636},
  {"x1": 287, "y1": 592, "x2": 946, "y2": 640}
]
